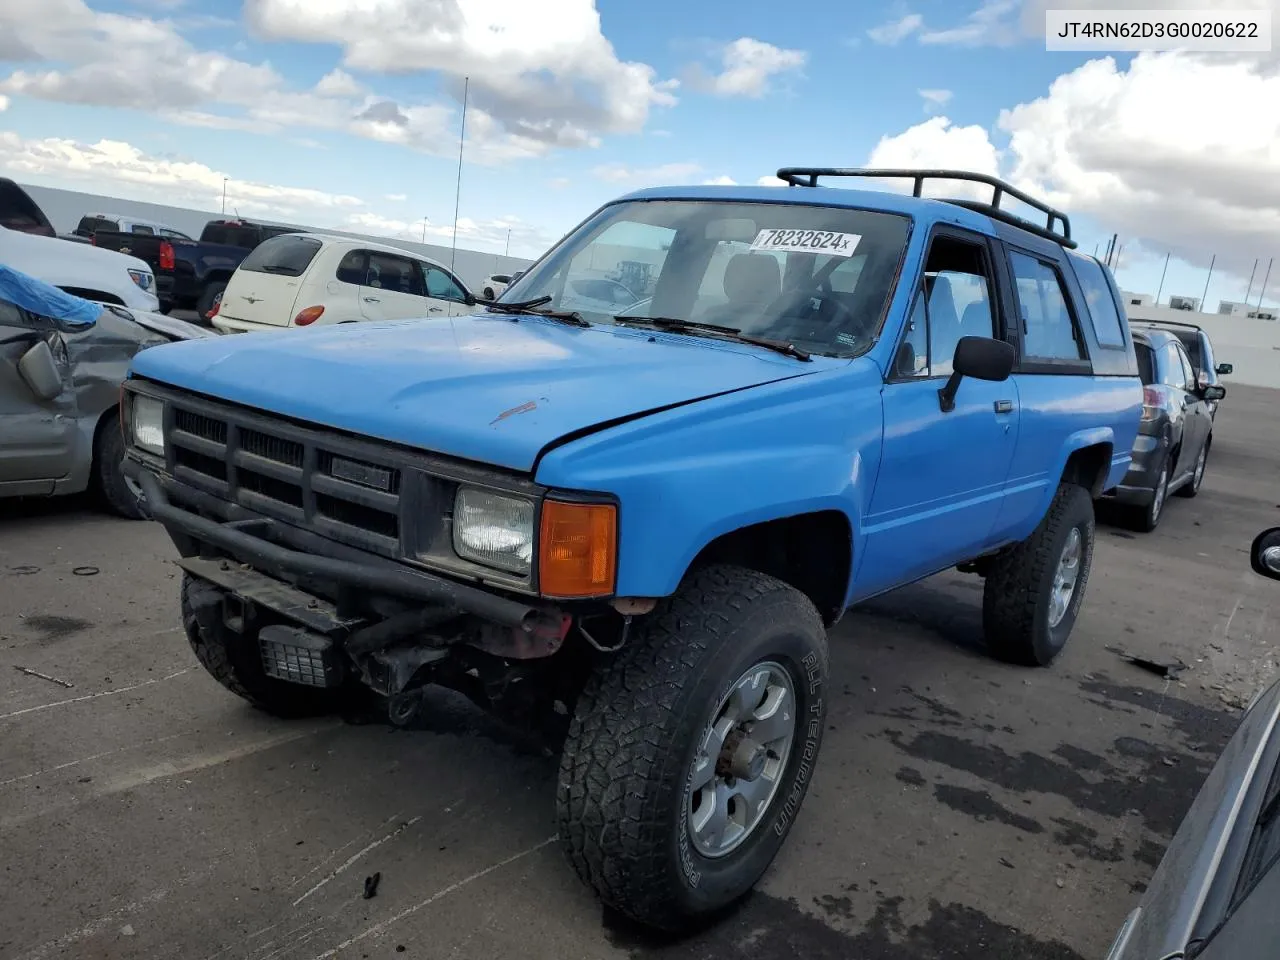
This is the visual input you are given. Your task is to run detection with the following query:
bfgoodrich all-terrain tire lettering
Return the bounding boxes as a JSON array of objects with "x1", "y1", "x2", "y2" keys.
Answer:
[
  {"x1": 181, "y1": 574, "x2": 343, "y2": 718},
  {"x1": 982, "y1": 482, "x2": 1095, "y2": 667},
  {"x1": 556, "y1": 564, "x2": 829, "y2": 932}
]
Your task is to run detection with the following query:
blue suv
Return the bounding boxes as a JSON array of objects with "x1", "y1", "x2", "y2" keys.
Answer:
[{"x1": 120, "y1": 168, "x2": 1143, "y2": 931}]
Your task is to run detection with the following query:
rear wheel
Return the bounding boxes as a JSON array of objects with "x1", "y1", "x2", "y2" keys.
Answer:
[
  {"x1": 197, "y1": 281, "x2": 226, "y2": 322},
  {"x1": 180, "y1": 575, "x2": 344, "y2": 718},
  {"x1": 983, "y1": 482, "x2": 1095, "y2": 666},
  {"x1": 556, "y1": 565, "x2": 829, "y2": 931},
  {"x1": 1132, "y1": 456, "x2": 1171, "y2": 531}
]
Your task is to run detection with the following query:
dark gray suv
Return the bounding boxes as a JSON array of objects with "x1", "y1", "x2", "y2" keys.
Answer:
[
  {"x1": 1100, "y1": 326, "x2": 1225, "y2": 531},
  {"x1": 1134, "y1": 319, "x2": 1232, "y2": 420}
]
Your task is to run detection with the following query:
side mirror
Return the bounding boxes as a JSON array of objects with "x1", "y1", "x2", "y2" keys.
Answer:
[
  {"x1": 1202, "y1": 383, "x2": 1226, "y2": 401},
  {"x1": 1251, "y1": 527, "x2": 1280, "y2": 580},
  {"x1": 464, "y1": 292, "x2": 477, "y2": 306},
  {"x1": 938, "y1": 336, "x2": 1016, "y2": 413},
  {"x1": 17, "y1": 338, "x2": 65, "y2": 401},
  {"x1": 1216, "y1": 362, "x2": 1233, "y2": 375}
]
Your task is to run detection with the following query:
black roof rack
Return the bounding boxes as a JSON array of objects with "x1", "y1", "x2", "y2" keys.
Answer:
[
  {"x1": 1130, "y1": 318, "x2": 1205, "y2": 334},
  {"x1": 774, "y1": 167, "x2": 1076, "y2": 249}
]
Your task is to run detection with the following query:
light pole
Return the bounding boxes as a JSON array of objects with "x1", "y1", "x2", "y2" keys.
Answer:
[
  {"x1": 421, "y1": 216, "x2": 430, "y2": 243},
  {"x1": 505, "y1": 228, "x2": 511, "y2": 257},
  {"x1": 221, "y1": 178, "x2": 228, "y2": 215}
]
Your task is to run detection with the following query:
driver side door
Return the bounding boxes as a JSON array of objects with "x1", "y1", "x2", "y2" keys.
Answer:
[
  {"x1": 0, "y1": 299, "x2": 80, "y2": 490},
  {"x1": 855, "y1": 226, "x2": 1019, "y2": 598}
]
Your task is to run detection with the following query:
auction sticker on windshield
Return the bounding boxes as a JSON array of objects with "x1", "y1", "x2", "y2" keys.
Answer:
[{"x1": 750, "y1": 229, "x2": 861, "y2": 257}]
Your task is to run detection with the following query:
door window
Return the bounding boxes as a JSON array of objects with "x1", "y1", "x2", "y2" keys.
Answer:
[
  {"x1": 336, "y1": 250, "x2": 367, "y2": 285},
  {"x1": 366, "y1": 252, "x2": 425, "y2": 296},
  {"x1": 894, "y1": 234, "x2": 996, "y2": 378},
  {"x1": 1160, "y1": 342, "x2": 1188, "y2": 390},
  {"x1": 1009, "y1": 252, "x2": 1086, "y2": 362},
  {"x1": 424, "y1": 266, "x2": 466, "y2": 301}
]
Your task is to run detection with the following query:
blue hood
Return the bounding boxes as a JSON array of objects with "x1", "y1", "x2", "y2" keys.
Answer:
[{"x1": 128, "y1": 313, "x2": 823, "y2": 472}]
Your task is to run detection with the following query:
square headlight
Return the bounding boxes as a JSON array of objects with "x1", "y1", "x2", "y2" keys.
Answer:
[
  {"x1": 452, "y1": 487, "x2": 535, "y2": 575},
  {"x1": 131, "y1": 394, "x2": 165, "y2": 456}
]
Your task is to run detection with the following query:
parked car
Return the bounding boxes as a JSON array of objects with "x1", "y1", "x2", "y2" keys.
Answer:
[
  {"x1": 1, "y1": 223, "x2": 159, "y2": 312},
  {"x1": 1105, "y1": 527, "x2": 1280, "y2": 960},
  {"x1": 1132, "y1": 319, "x2": 1232, "y2": 420},
  {"x1": 480, "y1": 273, "x2": 514, "y2": 300},
  {"x1": 1099, "y1": 326, "x2": 1224, "y2": 531},
  {"x1": 209, "y1": 233, "x2": 478, "y2": 333},
  {"x1": 121, "y1": 167, "x2": 1142, "y2": 932},
  {"x1": 73, "y1": 213, "x2": 193, "y2": 241},
  {"x1": 559, "y1": 275, "x2": 642, "y2": 314},
  {"x1": 93, "y1": 217, "x2": 302, "y2": 321},
  {"x1": 0, "y1": 265, "x2": 209, "y2": 518}
]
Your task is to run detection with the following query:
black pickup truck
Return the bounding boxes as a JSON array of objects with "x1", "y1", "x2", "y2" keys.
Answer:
[{"x1": 93, "y1": 218, "x2": 301, "y2": 319}]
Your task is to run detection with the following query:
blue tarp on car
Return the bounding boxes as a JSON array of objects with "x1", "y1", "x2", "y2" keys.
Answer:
[{"x1": 0, "y1": 263, "x2": 101, "y2": 327}]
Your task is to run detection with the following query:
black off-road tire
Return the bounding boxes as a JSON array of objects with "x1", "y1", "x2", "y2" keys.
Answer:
[
  {"x1": 982, "y1": 482, "x2": 1095, "y2": 667},
  {"x1": 556, "y1": 564, "x2": 829, "y2": 932},
  {"x1": 197, "y1": 281, "x2": 226, "y2": 322},
  {"x1": 180, "y1": 574, "x2": 344, "y2": 718},
  {"x1": 93, "y1": 411, "x2": 148, "y2": 520},
  {"x1": 1176, "y1": 436, "x2": 1209, "y2": 499}
]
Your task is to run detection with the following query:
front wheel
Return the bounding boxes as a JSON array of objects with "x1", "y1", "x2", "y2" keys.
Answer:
[
  {"x1": 93, "y1": 411, "x2": 148, "y2": 520},
  {"x1": 982, "y1": 482, "x2": 1095, "y2": 666},
  {"x1": 556, "y1": 565, "x2": 829, "y2": 932}
]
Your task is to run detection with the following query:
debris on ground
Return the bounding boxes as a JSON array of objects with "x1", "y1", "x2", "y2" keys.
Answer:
[
  {"x1": 363, "y1": 872, "x2": 381, "y2": 899},
  {"x1": 14, "y1": 665, "x2": 74, "y2": 688},
  {"x1": 72, "y1": 566, "x2": 99, "y2": 576},
  {"x1": 1107, "y1": 646, "x2": 1188, "y2": 680}
]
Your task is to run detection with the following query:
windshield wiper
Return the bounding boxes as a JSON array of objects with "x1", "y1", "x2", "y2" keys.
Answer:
[
  {"x1": 614, "y1": 315, "x2": 812, "y2": 362},
  {"x1": 485, "y1": 295, "x2": 590, "y2": 327}
]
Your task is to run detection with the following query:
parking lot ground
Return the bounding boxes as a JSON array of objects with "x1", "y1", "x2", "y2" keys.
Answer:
[{"x1": 2, "y1": 385, "x2": 1278, "y2": 960}]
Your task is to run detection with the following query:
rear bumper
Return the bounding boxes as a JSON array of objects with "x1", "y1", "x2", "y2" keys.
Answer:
[
  {"x1": 156, "y1": 274, "x2": 176, "y2": 305},
  {"x1": 1100, "y1": 429, "x2": 1167, "y2": 505},
  {"x1": 210, "y1": 314, "x2": 288, "y2": 334},
  {"x1": 126, "y1": 460, "x2": 554, "y2": 631}
]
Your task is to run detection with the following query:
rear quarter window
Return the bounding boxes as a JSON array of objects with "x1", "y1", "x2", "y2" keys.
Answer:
[
  {"x1": 238, "y1": 235, "x2": 324, "y2": 278},
  {"x1": 1069, "y1": 253, "x2": 1126, "y2": 347},
  {"x1": 1136, "y1": 342, "x2": 1156, "y2": 384},
  {"x1": 77, "y1": 216, "x2": 118, "y2": 236}
]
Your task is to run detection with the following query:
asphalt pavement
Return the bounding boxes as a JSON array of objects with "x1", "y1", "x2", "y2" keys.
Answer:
[{"x1": 2, "y1": 385, "x2": 1278, "y2": 960}]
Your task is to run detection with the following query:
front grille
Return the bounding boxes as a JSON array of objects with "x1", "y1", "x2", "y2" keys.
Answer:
[{"x1": 166, "y1": 398, "x2": 402, "y2": 552}]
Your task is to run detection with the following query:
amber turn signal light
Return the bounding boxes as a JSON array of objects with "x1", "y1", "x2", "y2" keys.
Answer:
[{"x1": 538, "y1": 499, "x2": 617, "y2": 599}]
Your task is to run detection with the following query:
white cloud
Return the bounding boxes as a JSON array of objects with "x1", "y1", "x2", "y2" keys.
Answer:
[
  {"x1": 0, "y1": 95, "x2": 8, "y2": 112},
  {"x1": 867, "y1": 13, "x2": 923, "y2": 45},
  {"x1": 0, "y1": 132, "x2": 362, "y2": 220},
  {"x1": 244, "y1": 0, "x2": 678, "y2": 148},
  {"x1": 591, "y1": 161, "x2": 703, "y2": 185},
  {"x1": 548, "y1": 177, "x2": 572, "y2": 189},
  {"x1": 697, "y1": 37, "x2": 807, "y2": 98},
  {"x1": 314, "y1": 69, "x2": 365, "y2": 99},
  {"x1": 866, "y1": 49, "x2": 1280, "y2": 278},
  {"x1": 703, "y1": 175, "x2": 737, "y2": 185},
  {"x1": 919, "y1": 88, "x2": 953, "y2": 112},
  {"x1": 384, "y1": 193, "x2": 408, "y2": 202},
  {"x1": 756, "y1": 175, "x2": 788, "y2": 186},
  {"x1": 0, "y1": 0, "x2": 669, "y2": 164},
  {"x1": 919, "y1": 0, "x2": 1020, "y2": 46}
]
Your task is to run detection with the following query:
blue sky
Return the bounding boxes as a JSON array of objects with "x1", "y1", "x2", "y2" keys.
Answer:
[{"x1": 1, "y1": 0, "x2": 1277, "y2": 309}]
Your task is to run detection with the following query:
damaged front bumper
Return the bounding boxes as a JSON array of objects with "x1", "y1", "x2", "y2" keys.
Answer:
[{"x1": 128, "y1": 461, "x2": 573, "y2": 699}]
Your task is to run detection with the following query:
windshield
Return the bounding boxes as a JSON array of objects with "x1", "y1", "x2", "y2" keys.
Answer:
[{"x1": 501, "y1": 199, "x2": 911, "y2": 358}]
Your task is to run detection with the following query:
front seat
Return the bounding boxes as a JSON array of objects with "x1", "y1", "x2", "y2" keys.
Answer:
[
  {"x1": 702, "y1": 253, "x2": 782, "y2": 330},
  {"x1": 926, "y1": 275, "x2": 961, "y2": 375}
]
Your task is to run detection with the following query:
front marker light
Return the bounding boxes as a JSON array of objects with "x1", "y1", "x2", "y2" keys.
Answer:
[
  {"x1": 131, "y1": 395, "x2": 165, "y2": 456},
  {"x1": 128, "y1": 268, "x2": 155, "y2": 292},
  {"x1": 453, "y1": 487, "x2": 535, "y2": 574}
]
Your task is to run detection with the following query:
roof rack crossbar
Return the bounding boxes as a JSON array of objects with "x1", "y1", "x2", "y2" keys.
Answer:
[{"x1": 774, "y1": 167, "x2": 1076, "y2": 249}]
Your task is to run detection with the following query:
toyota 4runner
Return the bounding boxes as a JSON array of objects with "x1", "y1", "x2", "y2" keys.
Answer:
[{"x1": 121, "y1": 167, "x2": 1143, "y2": 931}]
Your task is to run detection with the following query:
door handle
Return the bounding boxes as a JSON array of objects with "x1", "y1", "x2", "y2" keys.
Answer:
[
  {"x1": 363, "y1": 296, "x2": 380, "y2": 303},
  {"x1": 994, "y1": 400, "x2": 1014, "y2": 414}
]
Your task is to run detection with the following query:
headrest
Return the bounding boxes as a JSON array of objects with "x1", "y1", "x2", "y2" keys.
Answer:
[{"x1": 724, "y1": 253, "x2": 782, "y2": 304}]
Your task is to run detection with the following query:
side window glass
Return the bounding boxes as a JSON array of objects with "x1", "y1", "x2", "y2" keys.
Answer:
[
  {"x1": 336, "y1": 250, "x2": 366, "y2": 285},
  {"x1": 1160, "y1": 344, "x2": 1187, "y2": 390},
  {"x1": 922, "y1": 236, "x2": 996, "y2": 378},
  {"x1": 425, "y1": 267, "x2": 465, "y2": 301},
  {"x1": 1068, "y1": 252, "x2": 1125, "y2": 347},
  {"x1": 366, "y1": 253, "x2": 423, "y2": 296},
  {"x1": 1009, "y1": 252, "x2": 1086, "y2": 361},
  {"x1": 894, "y1": 289, "x2": 929, "y2": 378},
  {"x1": 130, "y1": 225, "x2": 155, "y2": 235}
]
